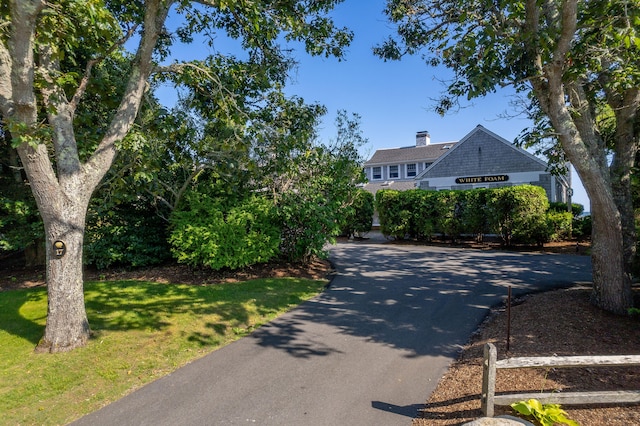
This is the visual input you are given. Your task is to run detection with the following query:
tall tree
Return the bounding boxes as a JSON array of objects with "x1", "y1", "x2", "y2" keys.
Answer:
[
  {"x1": 0, "y1": 0, "x2": 352, "y2": 352},
  {"x1": 376, "y1": 0, "x2": 639, "y2": 314}
]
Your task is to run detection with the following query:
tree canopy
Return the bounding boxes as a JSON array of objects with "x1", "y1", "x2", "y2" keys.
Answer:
[{"x1": 0, "y1": 0, "x2": 353, "y2": 352}]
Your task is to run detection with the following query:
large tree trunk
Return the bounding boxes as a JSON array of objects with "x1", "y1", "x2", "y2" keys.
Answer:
[
  {"x1": 532, "y1": 44, "x2": 634, "y2": 314},
  {"x1": 37, "y1": 212, "x2": 91, "y2": 352},
  {"x1": 589, "y1": 188, "x2": 634, "y2": 314},
  {"x1": 557, "y1": 126, "x2": 634, "y2": 315},
  {"x1": 607, "y1": 89, "x2": 640, "y2": 277},
  {"x1": 17, "y1": 141, "x2": 93, "y2": 352}
]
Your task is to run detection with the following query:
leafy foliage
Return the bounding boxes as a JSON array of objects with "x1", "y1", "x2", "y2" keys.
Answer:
[
  {"x1": 545, "y1": 210, "x2": 574, "y2": 243},
  {"x1": 0, "y1": 128, "x2": 43, "y2": 255},
  {"x1": 433, "y1": 190, "x2": 464, "y2": 241},
  {"x1": 460, "y1": 188, "x2": 489, "y2": 242},
  {"x1": 376, "y1": 186, "x2": 557, "y2": 245},
  {"x1": 169, "y1": 193, "x2": 280, "y2": 270},
  {"x1": 375, "y1": 189, "x2": 412, "y2": 239},
  {"x1": 486, "y1": 185, "x2": 550, "y2": 246},
  {"x1": 339, "y1": 188, "x2": 374, "y2": 238},
  {"x1": 0, "y1": 196, "x2": 42, "y2": 253},
  {"x1": 84, "y1": 200, "x2": 172, "y2": 269},
  {"x1": 259, "y1": 109, "x2": 367, "y2": 262},
  {"x1": 573, "y1": 215, "x2": 592, "y2": 240},
  {"x1": 511, "y1": 399, "x2": 579, "y2": 426},
  {"x1": 548, "y1": 202, "x2": 585, "y2": 218},
  {"x1": 277, "y1": 189, "x2": 340, "y2": 262},
  {"x1": 1, "y1": 0, "x2": 356, "y2": 350}
]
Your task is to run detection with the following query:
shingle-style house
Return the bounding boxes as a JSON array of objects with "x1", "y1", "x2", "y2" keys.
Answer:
[
  {"x1": 363, "y1": 130, "x2": 456, "y2": 193},
  {"x1": 363, "y1": 125, "x2": 570, "y2": 203}
]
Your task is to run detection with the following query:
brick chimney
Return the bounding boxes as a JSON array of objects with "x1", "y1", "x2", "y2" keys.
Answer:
[{"x1": 416, "y1": 130, "x2": 430, "y2": 146}]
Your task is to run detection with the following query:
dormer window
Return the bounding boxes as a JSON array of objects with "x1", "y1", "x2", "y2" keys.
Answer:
[
  {"x1": 407, "y1": 163, "x2": 417, "y2": 177},
  {"x1": 389, "y1": 165, "x2": 399, "y2": 179}
]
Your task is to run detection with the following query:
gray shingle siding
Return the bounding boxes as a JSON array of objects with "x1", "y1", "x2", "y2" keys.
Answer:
[
  {"x1": 533, "y1": 174, "x2": 553, "y2": 200},
  {"x1": 421, "y1": 128, "x2": 546, "y2": 179}
]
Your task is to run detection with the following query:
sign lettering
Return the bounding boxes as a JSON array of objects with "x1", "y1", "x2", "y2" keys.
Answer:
[{"x1": 455, "y1": 175, "x2": 509, "y2": 184}]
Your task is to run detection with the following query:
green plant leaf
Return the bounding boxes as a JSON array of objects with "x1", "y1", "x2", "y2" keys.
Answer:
[{"x1": 511, "y1": 399, "x2": 579, "y2": 426}]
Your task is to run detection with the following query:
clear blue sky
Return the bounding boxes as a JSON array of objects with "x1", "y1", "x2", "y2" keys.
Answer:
[{"x1": 158, "y1": 0, "x2": 590, "y2": 209}]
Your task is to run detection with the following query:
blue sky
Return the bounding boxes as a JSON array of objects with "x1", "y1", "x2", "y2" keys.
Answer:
[{"x1": 157, "y1": 0, "x2": 589, "y2": 208}]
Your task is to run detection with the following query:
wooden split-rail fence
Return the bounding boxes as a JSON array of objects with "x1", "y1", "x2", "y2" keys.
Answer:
[{"x1": 481, "y1": 342, "x2": 640, "y2": 417}]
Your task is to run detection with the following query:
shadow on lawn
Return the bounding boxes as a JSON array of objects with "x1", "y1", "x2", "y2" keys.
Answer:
[
  {"x1": 0, "y1": 287, "x2": 47, "y2": 345},
  {"x1": 0, "y1": 278, "x2": 321, "y2": 348}
]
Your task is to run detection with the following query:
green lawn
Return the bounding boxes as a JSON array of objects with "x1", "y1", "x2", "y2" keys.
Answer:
[{"x1": 0, "y1": 277, "x2": 327, "y2": 425}]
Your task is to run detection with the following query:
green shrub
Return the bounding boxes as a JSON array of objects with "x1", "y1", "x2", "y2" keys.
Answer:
[
  {"x1": 339, "y1": 188, "x2": 374, "y2": 237},
  {"x1": 0, "y1": 196, "x2": 43, "y2": 253},
  {"x1": 169, "y1": 193, "x2": 280, "y2": 270},
  {"x1": 377, "y1": 186, "x2": 556, "y2": 245},
  {"x1": 486, "y1": 185, "x2": 550, "y2": 246},
  {"x1": 432, "y1": 190, "x2": 464, "y2": 240},
  {"x1": 460, "y1": 188, "x2": 489, "y2": 241},
  {"x1": 85, "y1": 201, "x2": 172, "y2": 269},
  {"x1": 549, "y1": 201, "x2": 584, "y2": 217},
  {"x1": 376, "y1": 189, "x2": 409, "y2": 239},
  {"x1": 407, "y1": 190, "x2": 437, "y2": 240},
  {"x1": 546, "y1": 210, "x2": 573, "y2": 242},
  {"x1": 277, "y1": 190, "x2": 341, "y2": 262},
  {"x1": 573, "y1": 214, "x2": 592, "y2": 239}
]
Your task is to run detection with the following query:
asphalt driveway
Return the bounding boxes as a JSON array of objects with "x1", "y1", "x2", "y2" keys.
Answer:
[{"x1": 72, "y1": 240, "x2": 592, "y2": 426}]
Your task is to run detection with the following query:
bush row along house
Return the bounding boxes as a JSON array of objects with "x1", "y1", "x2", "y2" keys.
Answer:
[{"x1": 362, "y1": 125, "x2": 572, "y2": 226}]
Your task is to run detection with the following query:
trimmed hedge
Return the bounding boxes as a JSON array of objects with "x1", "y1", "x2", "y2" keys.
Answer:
[
  {"x1": 339, "y1": 188, "x2": 374, "y2": 238},
  {"x1": 486, "y1": 185, "x2": 549, "y2": 245},
  {"x1": 376, "y1": 185, "x2": 564, "y2": 245}
]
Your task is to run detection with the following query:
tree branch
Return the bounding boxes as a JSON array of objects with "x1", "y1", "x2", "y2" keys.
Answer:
[
  {"x1": 69, "y1": 24, "x2": 139, "y2": 114},
  {"x1": 83, "y1": 0, "x2": 173, "y2": 190},
  {"x1": 553, "y1": 0, "x2": 577, "y2": 71},
  {"x1": 0, "y1": 39, "x2": 13, "y2": 117},
  {"x1": 37, "y1": 43, "x2": 82, "y2": 178},
  {"x1": 7, "y1": 0, "x2": 45, "y2": 126},
  {"x1": 153, "y1": 61, "x2": 250, "y2": 125}
]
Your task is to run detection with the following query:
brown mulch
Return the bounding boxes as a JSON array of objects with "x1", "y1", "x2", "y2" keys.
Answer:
[
  {"x1": 413, "y1": 286, "x2": 640, "y2": 426},
  {"x1": 3, "y1": 240, "x2": 639, "y2": 425}
]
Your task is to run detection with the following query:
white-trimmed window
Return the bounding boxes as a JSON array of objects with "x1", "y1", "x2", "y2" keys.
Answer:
[
  {"x1": 389, "y1": 165, "x2": 399, "y2": 179},
  {"x1": 406, "y1": 163, "x2": 417, "y2": 177},
  {"x1": 372, "y1": 166, "x2": 382, "y2": 180},
  {"x1": 425, "y1": 162, "x2": 433, "y2": 169}
]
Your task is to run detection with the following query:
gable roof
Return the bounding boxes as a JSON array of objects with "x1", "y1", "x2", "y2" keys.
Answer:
[
  {"x1": 364, "y1": 142, "x2": 457, "y2": 166},
  {"x1": 415, "y1": 125, "x2": 548, "y2": 179}
]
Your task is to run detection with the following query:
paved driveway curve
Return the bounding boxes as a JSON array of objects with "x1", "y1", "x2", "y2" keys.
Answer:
[{"x1": 72, "y1": 241, "x2": 592, "y2": 426}]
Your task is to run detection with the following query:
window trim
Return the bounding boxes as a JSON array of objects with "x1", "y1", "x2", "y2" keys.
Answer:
[
  {"x1": 406, "y1": 163, "x2": 417, "y2": 177},
  {"x1": 372, "y1": 166, "x2": 382, "y2": 180},
  {"x1": 389, "y1": 165, "x2": 399, "y2": 179}
]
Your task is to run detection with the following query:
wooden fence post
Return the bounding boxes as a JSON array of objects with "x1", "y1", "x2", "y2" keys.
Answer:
[{"x1": 481, "y1": 343, "x2": 497, "y2": 417}]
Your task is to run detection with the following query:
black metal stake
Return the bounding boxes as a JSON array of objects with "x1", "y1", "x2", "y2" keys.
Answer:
[{"x1": 506, "y1": 286, "x2": 512, "y2": 352}]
